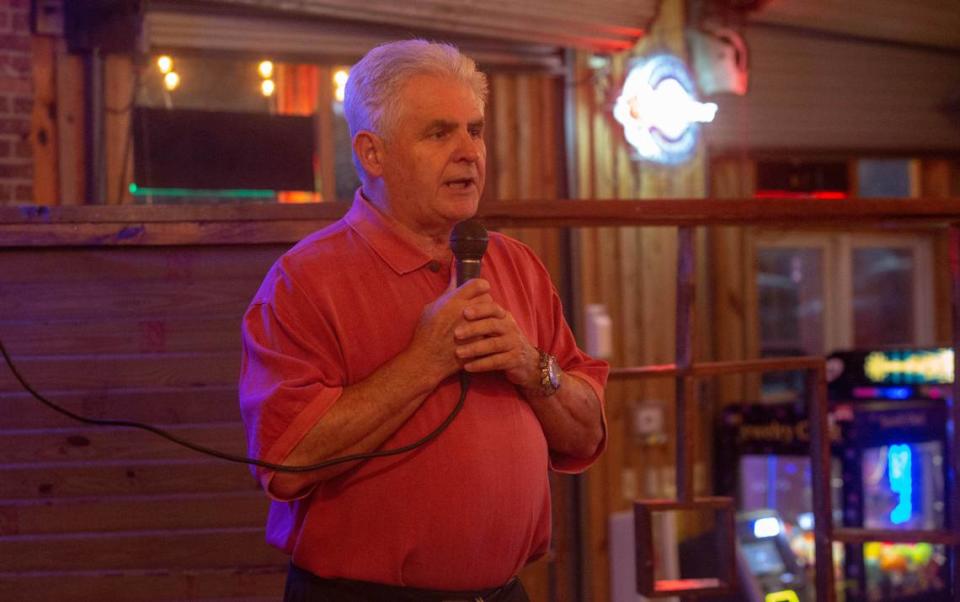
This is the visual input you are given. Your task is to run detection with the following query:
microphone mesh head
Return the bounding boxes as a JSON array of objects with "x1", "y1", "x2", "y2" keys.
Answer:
[{"x1": 450, "y1": 220, "x2": 488, "y2": 261}]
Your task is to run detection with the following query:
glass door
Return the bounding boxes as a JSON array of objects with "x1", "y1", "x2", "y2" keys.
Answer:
[{"x1": 754, "y1": 232, "x2": 934, "y2": 402}]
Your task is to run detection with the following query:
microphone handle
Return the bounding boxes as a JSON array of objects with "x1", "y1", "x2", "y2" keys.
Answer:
[{"x1": 456, "y1": 258, "x2": 482, "y2": 286}]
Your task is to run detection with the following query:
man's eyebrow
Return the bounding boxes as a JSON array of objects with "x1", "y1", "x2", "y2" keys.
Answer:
[
  {"x1": 420, "y1": 118, "x2": 485, "y2": 134},
  {"x1": 422, "y1": 120, "x2": 457, "y2": 134}
]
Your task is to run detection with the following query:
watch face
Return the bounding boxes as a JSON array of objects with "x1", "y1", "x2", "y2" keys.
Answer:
[{"x1": 547, "y1": 356, "x2": 561, "y2": 389}]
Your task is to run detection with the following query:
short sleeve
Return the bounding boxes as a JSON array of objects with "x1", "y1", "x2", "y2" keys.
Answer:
[{"x1": 238, "y1": 262, "x2": 345, "y2": 500}]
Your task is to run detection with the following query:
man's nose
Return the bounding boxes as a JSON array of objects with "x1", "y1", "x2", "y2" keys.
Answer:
[{"x1": 453, "y1": 131, "x2": 482, "y2": 162}]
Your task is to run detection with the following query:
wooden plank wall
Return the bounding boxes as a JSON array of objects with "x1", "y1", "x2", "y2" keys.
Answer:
[
  {"x1": 486, "y1": 70, "x2": 573, "y2": 602},
  {"x1": 0, "y1": 243, "x2": 292, "y2": 601},
  {"x1": 568, "y1": 2, "x2": 712, "y2": 600}
]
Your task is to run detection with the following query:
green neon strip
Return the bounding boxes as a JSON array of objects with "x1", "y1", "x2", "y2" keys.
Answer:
[{"x1": 129, "y1": 183, "x2": 276, "y2": 198}]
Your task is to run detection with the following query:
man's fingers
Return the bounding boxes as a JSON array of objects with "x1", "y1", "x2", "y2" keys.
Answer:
[
  {"x1": 462, "y1": 301, "x2": 506, "y2": 321},
  {"x1": 453, "y1": 278, "x2": 491, "y2": 299},
  {"x1": 456, "y1": 333, "x2": 512, "y2": 359},
  {"x1": 462, "y1": 350, "x2": 522, "y2": 373},
  {"x1": 454, "y1": 316, "x2": 510, "y2": 341}
]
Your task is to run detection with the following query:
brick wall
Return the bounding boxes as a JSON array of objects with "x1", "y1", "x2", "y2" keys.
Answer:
[{"x1": 0, "y1": 0, "x2": 33, "y2": 205}]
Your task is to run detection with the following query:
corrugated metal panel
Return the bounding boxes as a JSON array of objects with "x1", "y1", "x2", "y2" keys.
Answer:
[
  {"x1": 702, "y1": 26, "x2": 960, "y2": 152},
  {"x1": 144, "y1": 10, "x2": 564, "y2": 71},
  {"x1": 198, "y1": 0, "x2": 656, "y2": 51},
  {"x1": 749, "y1": 0, "x2": 960, "y2": 51}
]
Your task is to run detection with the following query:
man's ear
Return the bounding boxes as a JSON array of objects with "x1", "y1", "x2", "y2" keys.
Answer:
[{"x1": 354, "y1": 131, "x2": 385, "y2": 178}]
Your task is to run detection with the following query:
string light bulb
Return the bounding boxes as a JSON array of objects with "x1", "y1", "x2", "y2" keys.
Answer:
[
  {"x1": 156, "y1": 55, "x2": 173, "y2": 74},
  {"x1": 163, "y1": 71, "x2": 180, "y2": 91},
  {"x1": 258, "y1": 60, "x2": 274, "y2": 79},
  {"x1": 261, "y1": 79, "x2": 276, "y2": 97}
]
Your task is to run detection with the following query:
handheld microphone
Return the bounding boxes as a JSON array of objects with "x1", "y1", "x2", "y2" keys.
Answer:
[{"x1": 450, "y1": 220, "x2": 488, "y2": 286}]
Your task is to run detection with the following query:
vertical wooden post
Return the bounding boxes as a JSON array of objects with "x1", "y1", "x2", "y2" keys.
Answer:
[
  {"x1": 315, "y1": 66, "x2": 335, "y2": 203},
  {"x1": 56, "y1": 41, "x2": 86, "y2": 205},
  {"x1": 103, "y1": 54, "x2": 134, "y2": 204},
  {"x1": 807, "y1": 363, "x2": 836, "y2": 602},
  {"x1": 31, "y1": 36, "x2": 59, "y2": 205},
  {"x1": 949, "y1": 224, "x2": 960, "y2": 594},
  {"x1": 675, "y1": 225, "x2": 696, "y2": 504}
]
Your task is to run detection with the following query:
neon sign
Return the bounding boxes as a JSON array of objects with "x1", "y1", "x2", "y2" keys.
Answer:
[
  {"x1": 863, "y1": 349, "x2": 953, "y2": 384},
  {"x1": 765, "y1": 591, "x2": 800, "y2": 602},
  {"x1": 613, "y1": 54, "x2": 717, "y2": 165},
  {"x1": 888, "y1": 444, "x2": 913, "y2": 525}
]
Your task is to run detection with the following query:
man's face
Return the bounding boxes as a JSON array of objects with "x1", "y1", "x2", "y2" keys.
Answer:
[{"x1": 378, "y1": 74, "x2": 486, "y2": 234}]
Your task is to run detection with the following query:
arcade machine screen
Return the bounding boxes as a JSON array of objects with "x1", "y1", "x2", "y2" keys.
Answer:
[
  {"x1": 739, "y1": 455, "x2": 844, "y2": 587},
  {"x1": 742, "y1": 538, "x2": 787, "y2": 576},
  {"x1": 859, "y1": 441, "x2": 946, "y2": 601}
]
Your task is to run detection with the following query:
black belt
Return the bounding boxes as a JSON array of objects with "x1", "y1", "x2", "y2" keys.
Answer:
[{"x1": 285, "y1": 563, "x2": 527, "y2": 602}]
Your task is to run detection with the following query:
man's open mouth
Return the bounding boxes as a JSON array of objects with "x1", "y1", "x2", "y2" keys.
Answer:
[{"x1": 445, "y1": 177, "x2": 476, "y2": 189}]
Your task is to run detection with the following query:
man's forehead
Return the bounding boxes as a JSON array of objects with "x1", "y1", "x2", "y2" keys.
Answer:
[{"x1": 397, "y1": 75, "x2": 484, "y2": 117}]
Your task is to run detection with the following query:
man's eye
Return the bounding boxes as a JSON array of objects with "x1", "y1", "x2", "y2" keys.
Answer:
[{"x1": 469, "y1": 127, "x2": 483, "y2": 138}]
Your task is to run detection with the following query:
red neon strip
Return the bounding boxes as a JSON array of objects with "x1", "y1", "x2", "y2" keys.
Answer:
[{"x1": 754, "y1": 190, "x2": 848, "y2": 200}]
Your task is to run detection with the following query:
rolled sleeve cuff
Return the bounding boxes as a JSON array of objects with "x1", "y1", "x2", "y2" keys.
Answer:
[{"x1": 258, "y1": 385, "x2": 344, "y2": 501}]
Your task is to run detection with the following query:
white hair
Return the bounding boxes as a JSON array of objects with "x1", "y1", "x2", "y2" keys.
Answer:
[{"x1": 343, "y1": 39, "x2": 488, "y2": 180}]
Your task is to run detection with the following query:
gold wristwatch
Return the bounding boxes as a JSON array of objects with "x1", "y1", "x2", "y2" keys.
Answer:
[{"x1": 534, "y1": 348, "x2": 561, "y2": 396}]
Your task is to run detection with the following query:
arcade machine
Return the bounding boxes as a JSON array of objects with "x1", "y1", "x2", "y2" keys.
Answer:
[
  {"x1": 716, "y1": 401, "x2": 838, "y2": 602},
  {"x1": 737, "y1": 509, "x2": 812, "y2": 602},
  {"x1": 716, "y1": 346, "x2": 953, "y2": 602},
  {"x1": 828, "y1": 348, "x2": 952, "y2": 602}
]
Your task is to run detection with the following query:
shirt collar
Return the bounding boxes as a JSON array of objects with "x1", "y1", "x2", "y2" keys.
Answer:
[{"x1": 345, "y1": 189, "x2": 434, "y2": 275}]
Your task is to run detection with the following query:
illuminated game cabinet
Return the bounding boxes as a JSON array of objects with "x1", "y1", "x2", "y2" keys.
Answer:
[
  {"x1": 715, "y1": 347, "x2": 953, "y2": 602},
  {"x1": 828, "y1": 348, "x2": 952, "y2": 602},
  {"x1": 716, "y1": 401, "x2": 837, "y2": 602}
]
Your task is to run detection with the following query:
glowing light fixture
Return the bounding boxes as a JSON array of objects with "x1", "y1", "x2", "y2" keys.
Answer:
[
  {"x1": 797, "y1": 512, "x2": 814, "y2": 531},
  {"x1": 889, "y1": 444, "x2": 914, "y2": 525},
  {"x1": 333, "y1": 68, "x2": 349, "y2": 103},
  {"x1": 261, "y1": 79, "x2": 276, "y2": 97},
  {"x1": 258, "y1": 60, "x2": 274, "y2": 79},
  {"x1": 156, "y1": 55, "x2": 173, "y2": 74},
  {"x1": 765, "y1": 591, "x2": 800, "y2": 602},
  {"x1": 753, "y1": 516, "x2": 781, "y2": 538},
  {"x1": 612, "y1": 54, "x2": 717, "y2": 165},
  {"x1": 163, "y1": 71, "x2": 180, "y2": 91}
]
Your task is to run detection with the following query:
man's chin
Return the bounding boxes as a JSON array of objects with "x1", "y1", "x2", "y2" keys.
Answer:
[{"x1": 440, "y1": 194, "x2": 481, "y2": 220}]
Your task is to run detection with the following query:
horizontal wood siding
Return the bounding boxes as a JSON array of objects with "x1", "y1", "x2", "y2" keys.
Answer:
[{"x1": 0, "y1": 243, "x2": 288, "y2": 600}]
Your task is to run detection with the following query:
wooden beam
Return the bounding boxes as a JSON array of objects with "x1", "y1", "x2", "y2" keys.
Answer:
[
  {"x1": 4, "y1": 198, "x2": 960, "y2": 230},
  {"x1": 103, "y1": 54, "x2": 135, "y2": 205},
  {"x1": 30, "y1": 36, "x2": 58, "y2": 205},
  {"x1": 55, "y1": 40, "x2": 86, "y2": 205}
]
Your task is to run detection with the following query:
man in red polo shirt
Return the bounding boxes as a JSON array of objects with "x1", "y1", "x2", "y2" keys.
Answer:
[{"x1": 239, "y1": 39, "x2": 608, "y2": 601}]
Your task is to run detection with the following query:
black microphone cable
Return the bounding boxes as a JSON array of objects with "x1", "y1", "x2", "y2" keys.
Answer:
[{"x1": 0, "y1": 334, "x2": 469, "y2": 473}]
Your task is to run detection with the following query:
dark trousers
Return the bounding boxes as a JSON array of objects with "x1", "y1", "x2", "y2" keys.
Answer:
[{"x1": 284, "y1": 563, "x2": 530, "y2": 602}]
